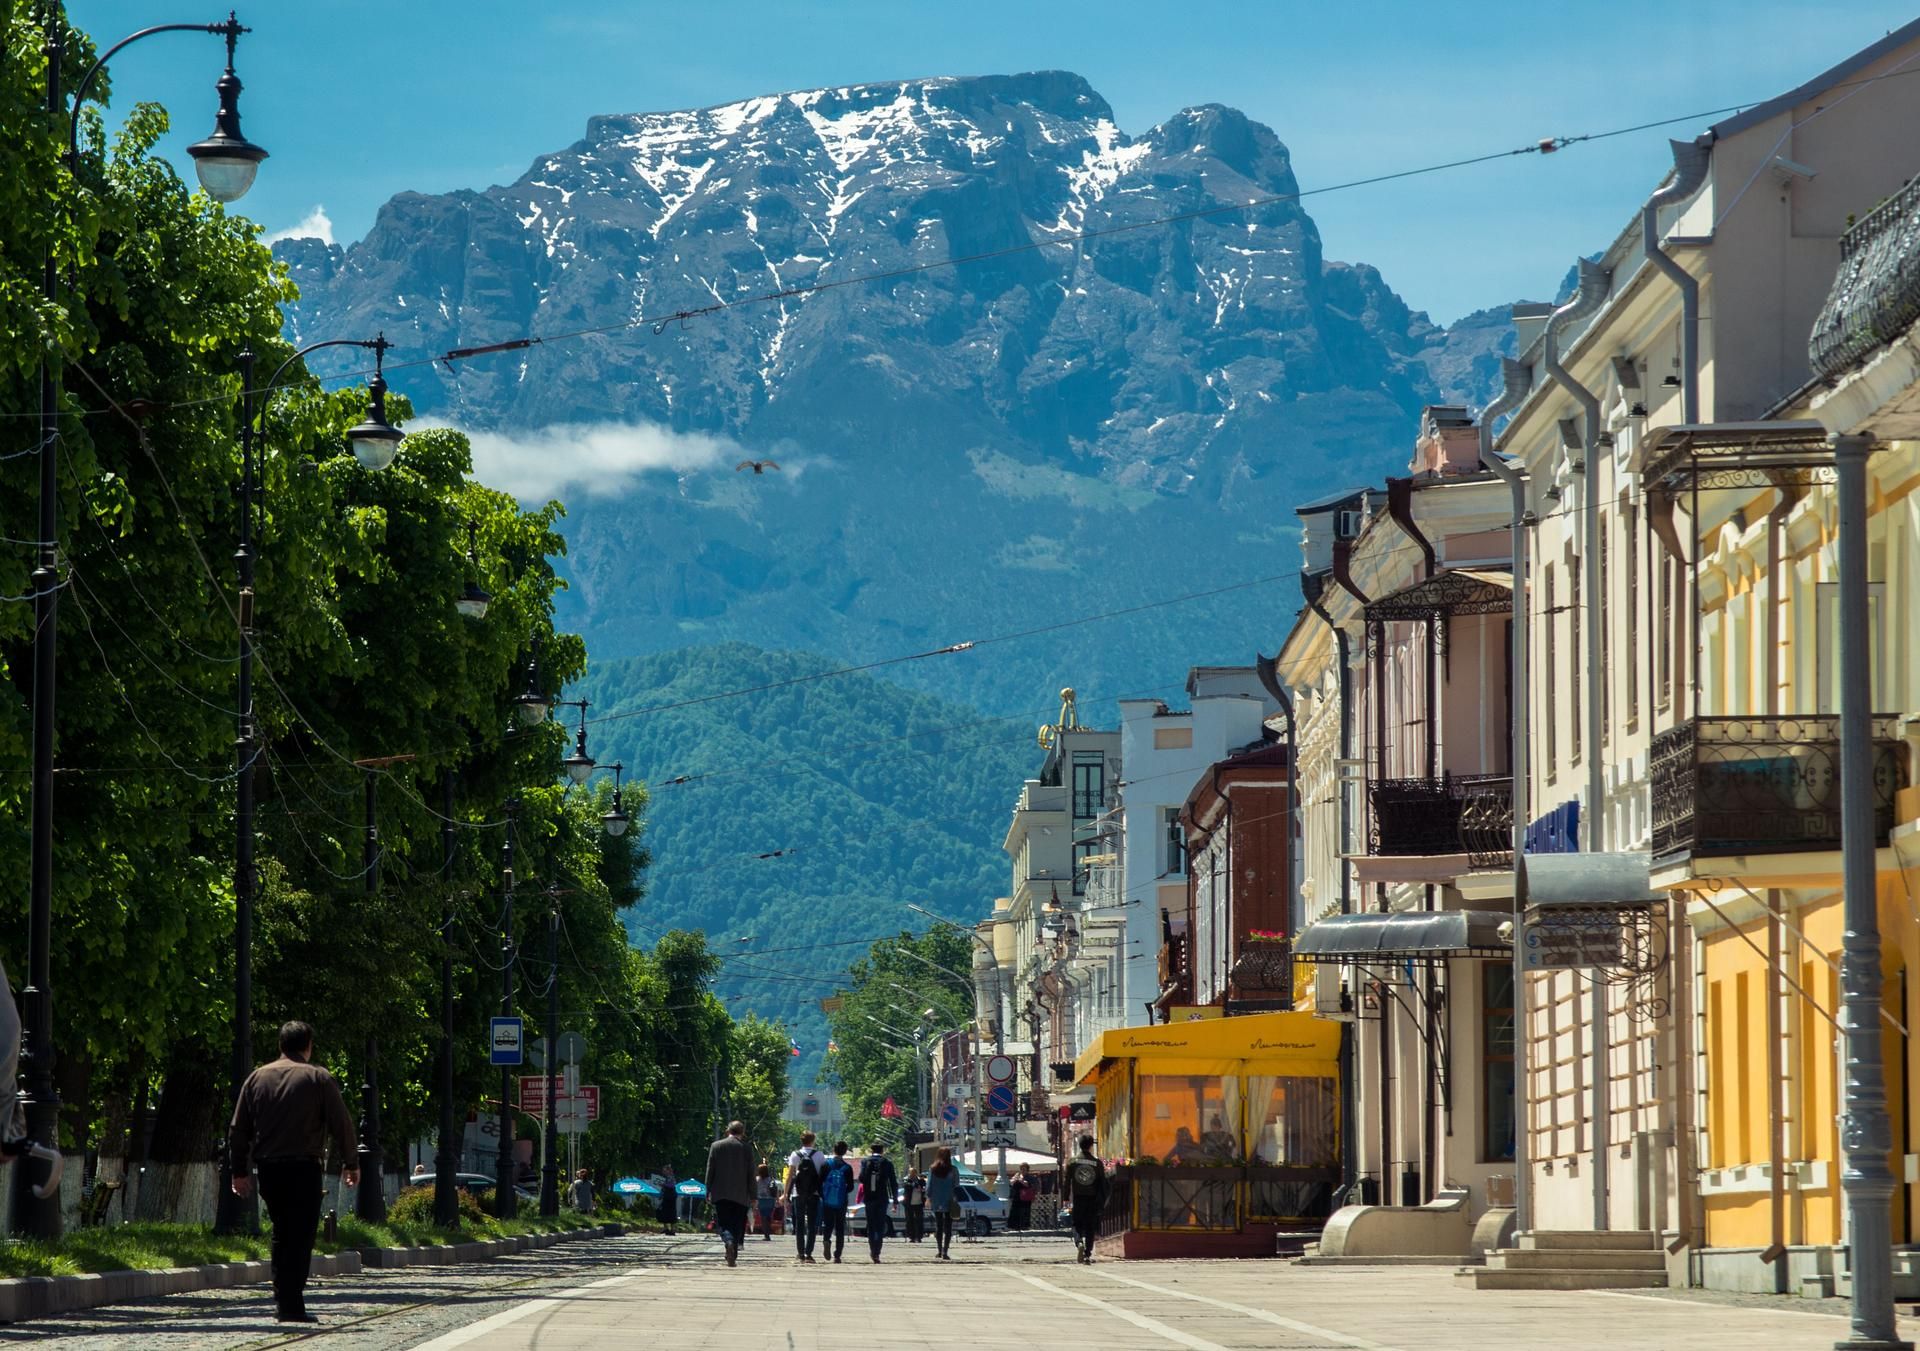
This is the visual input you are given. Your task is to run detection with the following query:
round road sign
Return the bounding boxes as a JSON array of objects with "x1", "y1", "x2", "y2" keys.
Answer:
[
  {"x1": 941, "y1": 1101, "x2": 961, "y2": 1123},
  {"x1": 986, "y1": 1083, "x2": 1016, "y2": 1114},
  {"x1": 986, "y1": 1055, "x2": 1016, "y2": 1085}
]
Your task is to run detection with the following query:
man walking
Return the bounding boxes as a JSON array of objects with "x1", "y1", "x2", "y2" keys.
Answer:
[
  {"x1": 817, "y1": 1141, "x2": 856, "y2": 1264},
  {"x1": 861, "y1": 1142, "x2": 898, "y2": 1263},
  {"x1": 1064, "y1": 1134, "x2": 1109, "y2": 1264},
  {"x1": 785, "y1": 1131, "x2": 825, "y2": 1263},
  {"x1": 705, "y1": 1120, "x2": 757, "y2": 1267},
  {"x1": 229, "y1": 1021, "x2": 358, "y2": 1323}
]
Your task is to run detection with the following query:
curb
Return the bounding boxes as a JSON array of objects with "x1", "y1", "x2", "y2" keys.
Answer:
[{"x1": 0, "y1": 1223, "x2": 622, "y2": 1324}]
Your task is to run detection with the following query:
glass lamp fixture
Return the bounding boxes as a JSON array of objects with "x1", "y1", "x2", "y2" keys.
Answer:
[
  {"x1": 515, "y1": 638, "x2": 550, "y2": 726},
  {"x1": 455, "y1": 520, "x2": 491, "y2": 619},
  {"x1": 563, "y1": 706, "x2": 595, "y2": 786},
  {"x1": 185, "y1": 19, "x2": 268, "y2": 203},
  {"x1": 602, "y1": 765, "x2": 630, "y2": 838},
  {"x1": 347, "y1": 349, "x2": 404, "y2": 471}
]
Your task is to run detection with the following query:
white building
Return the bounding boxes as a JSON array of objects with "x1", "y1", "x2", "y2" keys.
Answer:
[{"x1": 1117, "y1": 668, "x2": 1280, "y2": 1015}]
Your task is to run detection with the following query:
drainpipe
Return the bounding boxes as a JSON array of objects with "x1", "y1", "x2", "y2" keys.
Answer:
[
  {"x1": 1386, "y1": 478, "x2": 1439, "y2": 779},
  {"x1": 1761, "y1": 487, "x2": 1796, "y2": 1279},
  {"x1": 1479, "y1": 355, "x2": 1531, "y2": 1232},
  {"x1": 1643, "y1": 138, "x2": 1712, "y2": 426},
  {"x1": 1546, "y1": 256, "x2": 1614, "y2": 1233},
  {"x1": 1254, "y1": 652, "x2": 1303, "y2": 945},
  {"x1": 1303, "y1": 574, "x2": 1358, "y2": 1198}
]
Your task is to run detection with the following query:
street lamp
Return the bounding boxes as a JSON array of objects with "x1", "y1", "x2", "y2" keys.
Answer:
[
  {"x1": 515, "y1": 633, "x2": 551, "y2": 726},
  {"x1": 214, "y1": 335, "x2": 406, "y2": 1236},
  {"x1": 905, "y1": 903, "x2": 1009, "y2": 1197},
  {"x1": 455, "y1": 521, "x2": 491, "y2": 620},
  {"x1": 345, "y1": 365, "x2": 405, "y2": 470},
  {"x1": 596, "y1": 763, "x2": 631, "y2": 837},
  {"x1": 21, "y1": 7, "x2": 267, "y2": 1238},
  {"x1": 182, "y1": 14, "x2": 269, "y2": 201},
  {"x1": 555, "y1": 700, "x2": 595, "y2": 785}
]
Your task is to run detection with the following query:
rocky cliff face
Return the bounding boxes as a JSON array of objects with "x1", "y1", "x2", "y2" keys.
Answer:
[{"x1": 279, "y1": 72, "x2": 1507, "y2": 710}]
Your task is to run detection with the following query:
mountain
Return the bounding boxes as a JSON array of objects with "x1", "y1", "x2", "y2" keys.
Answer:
[
  {"x1": 277, "y1": 71, "x2": 1509, "y2": 715},
  {"x1": 574, "y1": 643, "x2": 1038, "y2": 1069}
]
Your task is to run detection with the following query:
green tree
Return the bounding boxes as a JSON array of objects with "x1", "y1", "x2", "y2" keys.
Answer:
[{"x1": 824, "y1": 928, "x2": 974, "y2": 1142}]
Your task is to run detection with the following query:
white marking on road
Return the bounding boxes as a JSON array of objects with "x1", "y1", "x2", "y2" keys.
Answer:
[
  {"x1": 991, "y1": 1266, "x2": 1231, "y2": 1351},
  {"x1": 1587, "y1": 1289, "x2": 1852, "y2": 1320},
  {"x1": 1085, "y1": 1266, "x2": 1405, "y2": 1351},
  {"x1": 403, "y1": 1274, "x2": 634, "y2": 1350}
]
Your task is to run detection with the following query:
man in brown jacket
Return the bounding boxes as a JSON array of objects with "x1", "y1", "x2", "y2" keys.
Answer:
[
  {"x1": 704, "y1": 1120, "x2": 757, "y2": 1266},
  {"x1": 230, "y1": 1021, "x2": 358, "y2": 1323}
]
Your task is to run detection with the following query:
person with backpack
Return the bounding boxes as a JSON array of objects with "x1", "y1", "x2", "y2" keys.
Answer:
[
  {"x1": 902, "y1": 1166, "x2": 927, "y2": 1243},
  {"x1": 1065, "y1": 1134, "x2": 1110, "y2": 1263},
  {"x1": 754, "y1": 1161, "x2": 779, "y2": 1240},
  {"x1": 817, "y1": 1141, "x2": 856, "y2": 1263},
  {"x1": 860, "y1": 1142, "x2": 898, "y2": 1263},
  {"x1": 925, "y1": 1146, "x2": 960, "y2": 1260},
  {"x1": 784, "y1": 1132, "x2": 826, "y2": 1263}
]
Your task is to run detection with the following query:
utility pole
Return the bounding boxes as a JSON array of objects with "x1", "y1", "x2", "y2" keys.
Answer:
[
  {"x1": 1832, "y1": 432, "x2": 1907, "y2": 1351},
  {"x1": 495, "y1": 803, "x2": 518, "y2": 1219},
  {"x1": 540, "y1": 898, "x2": 560, "y2": 1217},
  {"x1": 354, "y1": 765, "x2": 388, "y2": 1223},
  {"x1": 434, "y1": 768, "x2": 459, "y2": 1227}
]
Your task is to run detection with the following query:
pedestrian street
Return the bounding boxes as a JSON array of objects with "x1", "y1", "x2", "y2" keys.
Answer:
[{"x1": 11, "y1": 1229, "x2": 1920, "y2": 1351}]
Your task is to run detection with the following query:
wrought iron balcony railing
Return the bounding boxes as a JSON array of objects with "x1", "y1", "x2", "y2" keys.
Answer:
[
  {"x1": 1369, "y1": 773, "x2": 1512, "y2": 860},
  {"x1": 1650, "y1": 715, "x2": 1908, "y2": 861},
  {"x1": 1811, "y1": 173, "x2": 1920, "y2": 379}
]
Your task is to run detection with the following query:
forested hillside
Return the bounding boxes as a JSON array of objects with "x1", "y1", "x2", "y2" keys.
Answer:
[{"x1": 576, "y1": 644, "x2": 1046, "y2": 1072}]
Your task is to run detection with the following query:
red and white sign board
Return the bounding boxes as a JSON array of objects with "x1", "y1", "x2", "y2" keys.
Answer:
[
  {"x1": 986, "y1": 1055, "x2": 1016, "y2": 1085},
  {"x1": 519, "y1": 1078, "x2": 600, "y2": 1121}
]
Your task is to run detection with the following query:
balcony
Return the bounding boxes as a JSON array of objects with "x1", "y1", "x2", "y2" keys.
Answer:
[
  {"x1": 1369, "y1": 774, "x2": 1512, "y2": 864},
  {"x1": 1650, "y1": 715, "x2": 1908, "y2": 862},
  {"x1": 1810, "y1": 173, "x2": 1920, "y2": 379}
]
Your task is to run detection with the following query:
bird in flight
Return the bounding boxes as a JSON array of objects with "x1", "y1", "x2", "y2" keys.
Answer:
[{"x1": 735, "y1": 459, "x2": 781, "y2": 475}]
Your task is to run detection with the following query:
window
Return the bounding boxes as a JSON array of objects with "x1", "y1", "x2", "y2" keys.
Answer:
[
  {"x1": 1599, "y1": 515, "x2": 1611, "y2": 742},
  {"x1": 1568, "y1": 546, "x2": 1582, "y2": 763},
  {"x1": 1483, "y1": 962, "x2": 1515, "y2": 1162},
  {"x1": 1624, "y1": 500, "x2": 1639, "y2": 727},
  {"x1": 1337, "y1": 509, "x2": 1363, "y2": 538},
  {"x1": 1138, "y1": 1074, "x2": 1239, "y2": 1165},
  {"x1": 1815, "y1": 582, "x2": 1886, "y2": 712},
  {"x1": 1249, "y1": 1076, "x2": 1338, "y2": 1166},
  {"x1": 1543, "y1": 566, "x2": 1558, "y2": 771},
  {"x1": 1657, "y1": 555, "x2": 1672, "y2": 712},
  {"x1": 1163, "y1": 808, "x2": 1186, "y2": 877},
  {"x1": 1072, "y1": 753, "x2": 1105, "y2": 818}
]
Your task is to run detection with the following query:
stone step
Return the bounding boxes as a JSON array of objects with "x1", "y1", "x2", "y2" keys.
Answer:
[
  {"x1": 1456, "y1": 1266, "x2": 1668, "y2": 1291},
  {"x1": 1487, "y1": 1248, "x2": 1666, "y2": 1271},
  {"x1": 1517, "y1": 1229, "x2": 1660, "y2": 1252}
]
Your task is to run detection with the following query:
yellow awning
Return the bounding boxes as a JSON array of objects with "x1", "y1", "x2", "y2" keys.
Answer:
[{"x1": 1073, "y1": 1011, "x2": 1341, "y2": 1087}]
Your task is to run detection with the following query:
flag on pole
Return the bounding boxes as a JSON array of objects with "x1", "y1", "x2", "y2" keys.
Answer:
[{"x1": 880, "y1": 1097, "x2": 901, "y2": 1119}]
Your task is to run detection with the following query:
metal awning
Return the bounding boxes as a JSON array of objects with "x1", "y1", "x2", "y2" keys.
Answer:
[
  {"x1": 1363, "y1": 568, "x2": 1512, "y2": 622},
  {"x1": 1518, "y1": 852, "x2": 1660, "y2": 910},
  {"x1": 1642, "y1": 420, "x2": 1837, "y2": 493},
  {"x1": 1293, "y1": 909, "x2": 1513, "y2": 963}
]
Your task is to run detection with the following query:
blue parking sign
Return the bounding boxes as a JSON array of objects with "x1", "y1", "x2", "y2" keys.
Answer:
[{"x1": 490, "y1": 1017, "x2": 524, "y2": 1066}]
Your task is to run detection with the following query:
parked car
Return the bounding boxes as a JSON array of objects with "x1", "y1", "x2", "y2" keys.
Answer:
[
  {"x1": 406, "y1": 1172, "x2": 539, "y2": 1205},
  {"x1": 849, "y1": 1182, "x2": 1009, "y2": 1236}
]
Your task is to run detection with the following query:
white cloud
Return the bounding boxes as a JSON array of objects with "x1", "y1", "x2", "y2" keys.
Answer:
[
  {"x1": 446, "y1": 419, "x2": 739, "y2": 501},
  {"x1": 266, "y1": 205, "x2": 335, "y2": 246}
]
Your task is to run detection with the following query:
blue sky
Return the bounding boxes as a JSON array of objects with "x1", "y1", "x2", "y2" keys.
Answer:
[{"x1": 68, "y1": 0, "x2": 1919, "y2": 325}]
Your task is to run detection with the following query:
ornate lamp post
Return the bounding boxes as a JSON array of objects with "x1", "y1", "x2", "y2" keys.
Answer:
[{"x1": 20, "y1": 5, "x2": 267, "y2": 1240}]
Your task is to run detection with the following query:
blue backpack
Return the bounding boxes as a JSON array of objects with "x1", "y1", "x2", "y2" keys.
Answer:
[{"x1": 821, "y1": 1160, "x2": 850, "y2": 1207}]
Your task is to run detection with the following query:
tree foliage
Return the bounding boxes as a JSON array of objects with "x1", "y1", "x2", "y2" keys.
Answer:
[
  {"x1": 0, "y1": 5, "x2": 750, "y2": 1188},
  {"x1": 824, "y1": 928, "x2": 975, "y2": 1143}
]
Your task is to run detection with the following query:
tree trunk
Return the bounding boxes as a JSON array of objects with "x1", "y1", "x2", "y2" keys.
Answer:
[{"x1": 136, "y1": 1041, "x2": 223, "y2": 1223}]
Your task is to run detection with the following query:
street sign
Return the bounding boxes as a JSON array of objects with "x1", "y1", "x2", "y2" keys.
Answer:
[
  {"x1": 916, "y1": 1117, "x2": 937, "y2": 1133},
  {"x1": 490, "y1": 1017, "x2": 523, "y2": 1066},
  {"x1": 527, "y1": 1037, "x2": 548, "y2": 1070},
  {"x1": 557, "y1": 1031, "x2": 587, "y2": 1065},
  {"x1": 819, "y1": 996, "x2": 844, "y2": 1014},
  {"x1": 945, "y1": 1083, "x2": 971, "y2": 1100},
  {"x1": 520, "y1": 1078, "x2": 600, "y2": 1122},
  {"x1": 941, "y1": 1102, "x2": 961, "y2": 1124},
  {"x1": 986, "y1": 1083, "x2": 1016, "y2": 1114},
  {"x1": 987, "y1": 1117, "x2": 1014, "y2": 1134},
  {"x1": 986, "y1": 1055, "x2": 1016, "y2": 1085}
]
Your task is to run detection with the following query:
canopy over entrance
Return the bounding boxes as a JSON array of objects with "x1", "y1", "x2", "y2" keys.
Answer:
[
  {"x1": 1073, "y1": 1010, "x2": 1340, "y2": 1089},
  {"x1": 951, "y1": 1147, "x2": 1059, "y2": 1173},
  {"x1": 1292, "y1": 909, "x2": 1512, "y2": 963}
]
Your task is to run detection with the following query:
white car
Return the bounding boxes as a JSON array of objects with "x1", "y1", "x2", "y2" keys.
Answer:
[{"x1": 847, "y1": 1182, "x2": 1010, "y2": 1236}]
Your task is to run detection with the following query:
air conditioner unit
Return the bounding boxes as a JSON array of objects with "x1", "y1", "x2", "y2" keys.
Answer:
[{"x1": 1314, "y1": 962, "x2": 1356, "y2": 1021}]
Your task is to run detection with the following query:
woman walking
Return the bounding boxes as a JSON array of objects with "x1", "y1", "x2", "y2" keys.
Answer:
[
  {"x1": 926, "y1": 1147, "x2": 960, "y2": 1260},
  {"x1": 903, "y1": 1167, "x2": 927, "y2": 1243},
  {"x1": 755, "y1": 1161, "x2": 779, "y2": 1240},
  {"x1": 656, "y1": 1164, "x2": 679, "y2": 1236}
]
